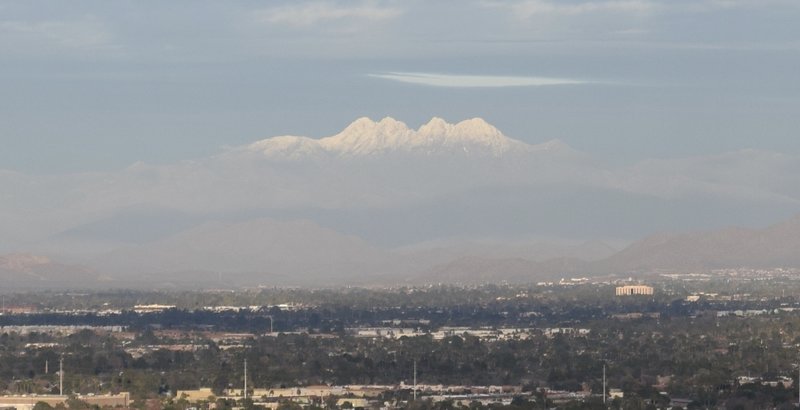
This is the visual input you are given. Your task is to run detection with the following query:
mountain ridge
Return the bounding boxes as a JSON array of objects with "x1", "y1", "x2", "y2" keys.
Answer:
[
  {"x1": 245, "y1": 117, "x2": 562, "y2": 159},
  {"x1": 3, "y1": 213, "x2": 800, "y2": 288},
  {"x1": 601, "y1": 213, "x2": 800, "y2": 272}
]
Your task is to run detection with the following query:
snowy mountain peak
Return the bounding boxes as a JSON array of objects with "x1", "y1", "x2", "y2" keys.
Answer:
[
  {"x1": 418, "y1": 117, "x2": 450, "y2": 136},
  {"x1": 337, "y1": 116, "x2": 410, "y2": 138},
  {"x1": 319, "y1": 117, "x2": 414, "y2": 155},
  {"x1": 246, "y1": 117, "x2": 548, "y2": 159},
  {"x1": 453, "y1": 118, "x2": 502, "y2": 137},
  {"x1": 246, "y1": 135, "x2": 324, "y2": 159}
]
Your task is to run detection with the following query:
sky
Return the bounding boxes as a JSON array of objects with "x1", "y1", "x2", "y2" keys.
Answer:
[
  {"x1": 3, "y1": 0, "x2": 800, "y2": 269},
  {"x1": 2, "y1": 0, "x2": 800, "y2": 174}
]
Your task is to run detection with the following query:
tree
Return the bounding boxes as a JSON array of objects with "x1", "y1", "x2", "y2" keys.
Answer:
[
  {"x1": 33, "y1": 402, "x2": 54, "y2": 410},
  {"x1": 65, "y1": 396, "x2": 92, "y2": 409}
]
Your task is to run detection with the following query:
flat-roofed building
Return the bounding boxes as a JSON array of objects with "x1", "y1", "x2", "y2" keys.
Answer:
[
  {"x1": 0, "y1": 393, "x2": 129, "y2": 410},
  {"x1": 615, "y1": 285, "x2": 654, "y2": 296},
  {"x1": 133, "y1": 304, "x2": 176, "y2": 313}
]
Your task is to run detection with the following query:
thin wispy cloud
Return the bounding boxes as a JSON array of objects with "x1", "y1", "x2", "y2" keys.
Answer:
[
  {"x1": 706, "y1": 0, "x2": 800, "y2": 9},
  {"x1": 254, "y1": 2, "x2": 402, "y2": 27},
  {"x1": 486, "y1": 0, "x2": 800, "y2": 18},
  {"x1": 369, "y1": 72, "x2": 588, "y2": 88},
  {"x1": 0, "y1": 17, "x2": 115, "y2": 51},
  {"x1": 487, "y1": 0, "x2": 657, "y2": 18}
]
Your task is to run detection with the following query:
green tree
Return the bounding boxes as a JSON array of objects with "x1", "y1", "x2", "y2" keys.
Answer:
[{"x1": 33, "y1": 402, "x2": 54, "y2": 410}]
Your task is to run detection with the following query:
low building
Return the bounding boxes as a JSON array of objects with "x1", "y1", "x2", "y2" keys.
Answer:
[
  {"x1": 177, "y1": 388, "x2": 216, "y2": 402},
  {"x1": 336, "y1": 398, "x2": 369, "y2": 408},
  {"x1": 615, "y1": 285, "x2": 654, "y2": 296},
  {"x1": 0, "y1": 393, "x2": 130, "y2": 410},
  {"x1": 133, "y1": 304, "x2": 176, "y2": 313}
]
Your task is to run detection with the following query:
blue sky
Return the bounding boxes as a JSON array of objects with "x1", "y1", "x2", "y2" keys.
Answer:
[
  {"x1": 1, "y1": 0, "x2": 799, "y2": 173},
  {"x1": 2, "y1": 0, "x2": 800, "y2": 261}
]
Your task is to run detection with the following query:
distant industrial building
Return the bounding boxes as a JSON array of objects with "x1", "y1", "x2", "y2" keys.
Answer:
[
  {"x1": 133, "y1": 304, "x2": 176, "y2": 313},
  {"x1": 0, "y1": 393, "x2": 129, "y2": 410},
  {"x1": 615, "y1": 285, "x2": 654, "y2": 296}
]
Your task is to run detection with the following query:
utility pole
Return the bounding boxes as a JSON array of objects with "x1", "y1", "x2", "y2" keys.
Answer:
[
  {"x1": 413, "y1": 360, "x2": 417, "y2": 401},
  {"x1": 541, "y1": 388, "x2": 547, "y2": 410},
  {"x1": 244, "y1": 358, "x2": 248, "y2": 400},
  {"x1": 603, "y1": 363, "x2": 607, "y2": 404},
  {"x1": 59, "y1": 357, "x2": 63, "y2": 396}
]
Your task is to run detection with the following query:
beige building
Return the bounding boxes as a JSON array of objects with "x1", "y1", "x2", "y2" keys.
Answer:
[
  {"x1": 176, "y1": 387, "x2": 216, "y2": 402},
  {"x1": 615, "y1": 285, "x2": 654, "y2": 296},
  {"x1": 0, "y1": 393, "x2": 129, "y2": 410}
]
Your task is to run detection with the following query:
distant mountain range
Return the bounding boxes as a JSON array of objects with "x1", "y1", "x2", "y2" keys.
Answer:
[
  {"x1": 0, "y1": 253, "x2": 101, "y2": 288},
  {"x1": 93, "y1": 218, "x2": 394, "y2": 282},
  {"x1": 2, "y1": 213, "x2": 800, "y2": 289},
  {"x1": 420, "y1": 214, "x2": 800, "y2": 284},
  {"x1": 2, "y1": 116, "x2": 799, "y2": 288},
  {"x1": 600, "y1": 214, "x2": 800, "y2": 271},
  {"x1": 243, "y1": 117, "x2": 555, "y2": 159}
]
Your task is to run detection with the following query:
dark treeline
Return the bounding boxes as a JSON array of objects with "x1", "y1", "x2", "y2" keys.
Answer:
[
  {"x1": 2, "y1": 312, "x2": 800, "y2": 409},
  {"x1": 4, "y1": 283, "x2": 800, "y2": 409}
]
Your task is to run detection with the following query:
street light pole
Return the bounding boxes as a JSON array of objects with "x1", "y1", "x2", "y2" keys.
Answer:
[
  {"x1": 413, "y1": 360, "x2": 417, "y2": 401},
  {"x1": 603, "y1": 363, "x2": 606, "y2": 404}
]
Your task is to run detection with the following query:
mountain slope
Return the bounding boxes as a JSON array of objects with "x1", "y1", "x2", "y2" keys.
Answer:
[
  {"x1": 602, "y1": 214, "x2": 800, "y2": 271},
  {"x1": 7, "y1": 213, "x2": 800, "y2": 288},
  {"x1": 92, "y1": 218, "x2": 398, "y2": 286},
  {"x1": 0, "y1": 253, "x2": 102, "y2": 288},
  {"x1": 413, "y1": 255, "x2": 592, "y2": 284}
]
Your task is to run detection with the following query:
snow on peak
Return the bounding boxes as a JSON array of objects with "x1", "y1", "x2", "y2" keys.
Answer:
[
  {"x1": 319, "y1": 117, "x2": 414, "y2": 155},
  {"x1": 246, "y1": 117, "x2": 552, "y2": 159},
  {"x1": 453, "y1": 118, "x2": 502, "y2": 138},
  {"x1": 246, "y1": 135, "x2": 324, "y2": 159},
  {"x1": 335, "y1": 117, "x2": 408, "y2": 139},
  {"x1": 418, "y1": 117, "x2": 451, "y2": 136}
]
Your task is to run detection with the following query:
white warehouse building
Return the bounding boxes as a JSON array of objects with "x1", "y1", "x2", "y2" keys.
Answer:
[{"x1": 615, "y1": 285, "x2": 654, "y2": 296}]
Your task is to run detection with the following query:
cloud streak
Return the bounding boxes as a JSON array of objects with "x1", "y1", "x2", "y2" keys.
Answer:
[
  {"x1": 486, "y1": 0, "x2": 800, "y2": 19},
  {"x1": 0, "y1": 17, "x2": 116, "y2": 52},
  {"x1": 502, "y1": 0, "x2": 656, "y2": 17},
  {"x1": 254, "y1": 2, "x2": 402, "y2": 27},
  {"x1": 369, "y1": 72, "x2": 588, "y2": 88}
]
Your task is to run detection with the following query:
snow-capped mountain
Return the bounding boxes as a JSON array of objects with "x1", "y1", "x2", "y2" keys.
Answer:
[
  {"x1": 5, "y1": 114, "x2": 800, "y2": 289},
  {"x1": 244, "y1": 117, "x2": 559, "y2": 159}
]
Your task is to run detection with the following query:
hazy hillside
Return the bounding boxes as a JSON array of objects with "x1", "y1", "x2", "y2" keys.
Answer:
[
  {"x1": 0, "y1": 253, "x2": 103, "y2": 288},
  {"x1": 2, "y1": 213, "x2": 800, "y2": 288},
  {"x1": 92, "y1": 218, "x2": 398, "y2": 286},
  {"x1": 602, "y1": 214, "x2": 800, "y2": 272},
  {"x1": 415, "y1": 255, "x2": 593, "y2": 284}
]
